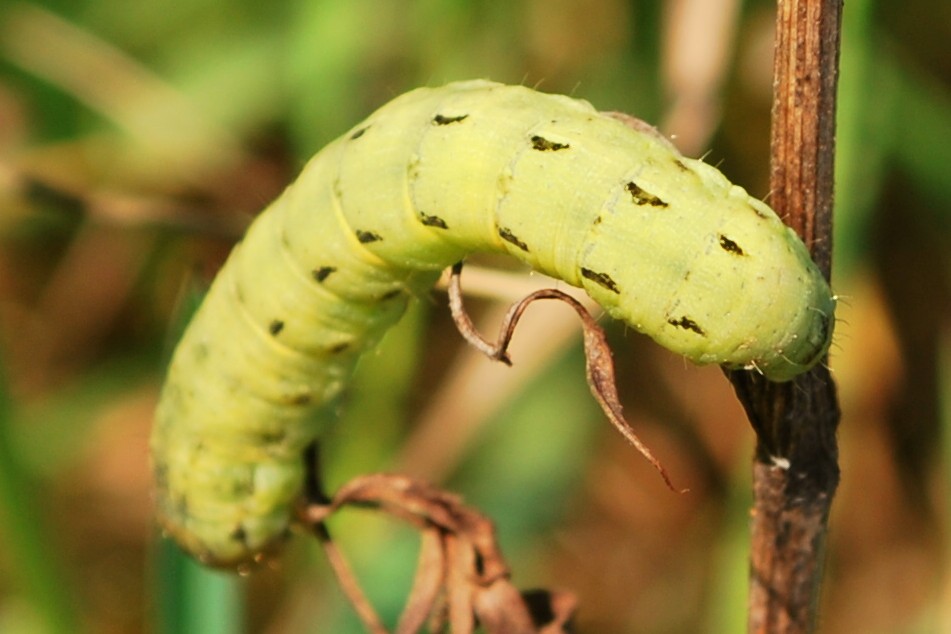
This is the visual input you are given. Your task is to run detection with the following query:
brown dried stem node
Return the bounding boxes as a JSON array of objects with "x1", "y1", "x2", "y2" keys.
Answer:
[{"x1": 298, "y1": 446, "x2": 576, "y2": 634}]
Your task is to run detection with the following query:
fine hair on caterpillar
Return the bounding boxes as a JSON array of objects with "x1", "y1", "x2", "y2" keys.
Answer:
[{"x1": 151, "y1": 80, "x2": 835, "y2": 566}]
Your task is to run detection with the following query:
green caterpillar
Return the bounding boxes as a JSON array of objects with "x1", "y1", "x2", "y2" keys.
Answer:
[{"x1": 151, "y1": 80, "x2": 834, "y2": 566}]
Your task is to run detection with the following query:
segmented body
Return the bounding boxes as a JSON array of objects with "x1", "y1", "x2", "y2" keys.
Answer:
[{"x1": 151, "y1": 80, "x2": 834, "y2": 566}]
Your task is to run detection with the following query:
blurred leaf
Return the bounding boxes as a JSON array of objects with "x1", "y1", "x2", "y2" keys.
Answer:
[
  {"x1": 1, "y1": 0, "x2": 949, "y2": 631},
  {"x1": 0, "y1": 353, "x2": 80, "y2": 634},
  {"x1": 889, "y1": 63, "x2": 951, "y2": 220}
]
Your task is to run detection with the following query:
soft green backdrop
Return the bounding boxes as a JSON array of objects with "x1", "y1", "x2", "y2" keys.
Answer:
[{"x1": 0, "y1": 0, "x2": 949, "y2": 632}]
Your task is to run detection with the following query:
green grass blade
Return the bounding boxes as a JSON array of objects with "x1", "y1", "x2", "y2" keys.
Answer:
[{"x1": 152, "y1": 538, "x2": 244, "y2": 634}]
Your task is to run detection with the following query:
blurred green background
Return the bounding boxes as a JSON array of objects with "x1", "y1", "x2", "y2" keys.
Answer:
[{"x1": 0, "y1": 0, "x2": 949, "y2": 632}]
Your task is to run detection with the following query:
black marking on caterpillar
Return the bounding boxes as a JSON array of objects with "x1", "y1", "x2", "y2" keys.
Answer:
[
  {"x1": 419, "y1": 212, "x2": 449, "y2": 229},
  {"x1": 312, "y1": 266, "x2": 337, "y2": 282},
  {"x1": 580, "y1": 268, "x2": 620, "y2": 294},
  {"x1": 230, "y1": 526, "x2": 249, "y2": 546},
  {"x1": 260, "y1": 428, "x2": 288, "y2": 443},
  {"x1": 498, "y1": 227, "x2": 530, "y2": 252},
  {"x1": 718, "y1": 234, "x2": 746, "y2": 256},
  {"x1": 747, "y1": 203, "x2": 770, "y2": 219},
  {"x1": 433, "y1": 113, "x2": 469, "y2": 125},
  {"x1": 151, "y1": 80, "x2": 835, "y2": 568},
  {"x1": 667, "y1": 316, "x2": 705, "y2": 335},
  {"x1": 626, "y1": 181, "x2": 668, "y2": 207},
  {"x1": 288, "y1": 393, "x2": 311, "y2": 406},
  {"x1": 530, "y1": 135, "x2": 570, "y2": 151},
  {"x1": 356, "y1": 230, "x2": 383, "y2": 243}
]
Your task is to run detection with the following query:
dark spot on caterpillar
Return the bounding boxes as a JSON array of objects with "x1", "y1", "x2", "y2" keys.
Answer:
[
  {"x1": 229, "y1": 525, "x2": 249, "y2": 545},
  {"x1": 581, "y1": 268, "x2": 620, "y2": 294},
  {"x1": 498, "y1": 227, "x2": 529, "y2": 252},
  {"x1": 433, "y1": 113, "x2": 469, "y2": 125},
  {"x1": 379, "y1": 288, "x2": 403, "y2": 301},
  {"x1": 350, "y1": 126, "x2": 369, "y2": 140},
  {"x1": 673, "y1": 159, "x2": 689, "y2": 171},
  {"x1": 718, "y1": 234, "x2": 746, "y2": 256},
  {"x1": 193, "y1": 343, "x2": 209, "y2": 362},
  {"x1": 356, "y1": 230, "x2": 382, "y2": 243},
  {"x1": 268, "y1": 320, "x2": 284, "y2": 336},
  {"x1": 593, "y1": 216, "x2": 603, "y2": 225},
  {"x1": 313, "y1": 266, "x2": 336, "y2": 282},
  {"x1": 530, "y1": 135, "x2": 570, "y2": 151},
  {"x1": 329, "y1": 342, "x2": 350, "y2": 354},
  {"x1": 407, "y1": 156, "x2": 421, "y2": 183},
  {"x1": 668, "y1": 316, "x2": 705, "y2": 336},
  {"x1": 175, "y1": 495, "x2": 189, "y2": 517},
  {"x1": 230, "y1": 475, "x2": 254, "y2": 496},
  {"x1": 258, "y1": 428, "x2": 288, "y2": 445},
  {"x1": 747, "y1": 203, "x2": 769, "y2": 219},
  {"x1": 419, "y1": 212, "x2": 448, "y2": 229},
  {"x1": 288, "y1": 393, "x2": 311, "y2": 407},
  {"x1": 626, "y1": 182, "x2": 668, "y2": 207}
]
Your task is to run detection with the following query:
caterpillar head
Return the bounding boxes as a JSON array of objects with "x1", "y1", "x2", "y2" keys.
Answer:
[{"x1": 579, "y1": 159, "x2": 834, "y2": 382}]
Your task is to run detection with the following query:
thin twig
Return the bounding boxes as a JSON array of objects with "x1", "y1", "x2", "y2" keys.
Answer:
[{"x1": 0, "y1": 162, "x2": 249, "y2": 240}]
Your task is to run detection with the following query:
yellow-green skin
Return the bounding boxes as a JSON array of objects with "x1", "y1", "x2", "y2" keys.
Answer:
[{"x1": 151, "y1": 80, "x2": 834, "y2": 566}]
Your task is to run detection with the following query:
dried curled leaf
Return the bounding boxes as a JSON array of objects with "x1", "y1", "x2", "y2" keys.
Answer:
[{"x1": 298, "y1": 469, "x2": 576, "y2": 634}]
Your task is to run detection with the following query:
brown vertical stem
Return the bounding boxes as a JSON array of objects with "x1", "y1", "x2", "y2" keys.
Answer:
[{"x1": 727, "y1": 1, "x2": 844, "y2": 633}]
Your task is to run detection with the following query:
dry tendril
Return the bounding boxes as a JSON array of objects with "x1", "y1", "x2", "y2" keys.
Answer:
[
  {"x1": 448, "y1": 261, "x2": 684, "y2": 493},
  {"x1": 297, "y1": 261, "x2": 685, "y2": 632}
]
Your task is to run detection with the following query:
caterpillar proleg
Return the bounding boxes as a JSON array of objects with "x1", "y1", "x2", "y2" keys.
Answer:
[{"x1": 151, "y1": 80, "x2": 834, "y2": 566}]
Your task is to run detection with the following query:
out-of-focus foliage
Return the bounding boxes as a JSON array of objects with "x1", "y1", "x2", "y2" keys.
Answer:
[{"x1": 0, "y1": 0, "x2": 948, "y2": 632}]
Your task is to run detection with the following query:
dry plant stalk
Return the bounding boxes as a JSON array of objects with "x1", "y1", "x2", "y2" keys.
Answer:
[{"x1": 727, "y1": 1, "x2": 844, "y2": 632}]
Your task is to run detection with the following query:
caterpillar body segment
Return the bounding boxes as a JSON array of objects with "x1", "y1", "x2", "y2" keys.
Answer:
[{"x1": 152, "y1": 80, "x2": 834, "y2": 566}]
